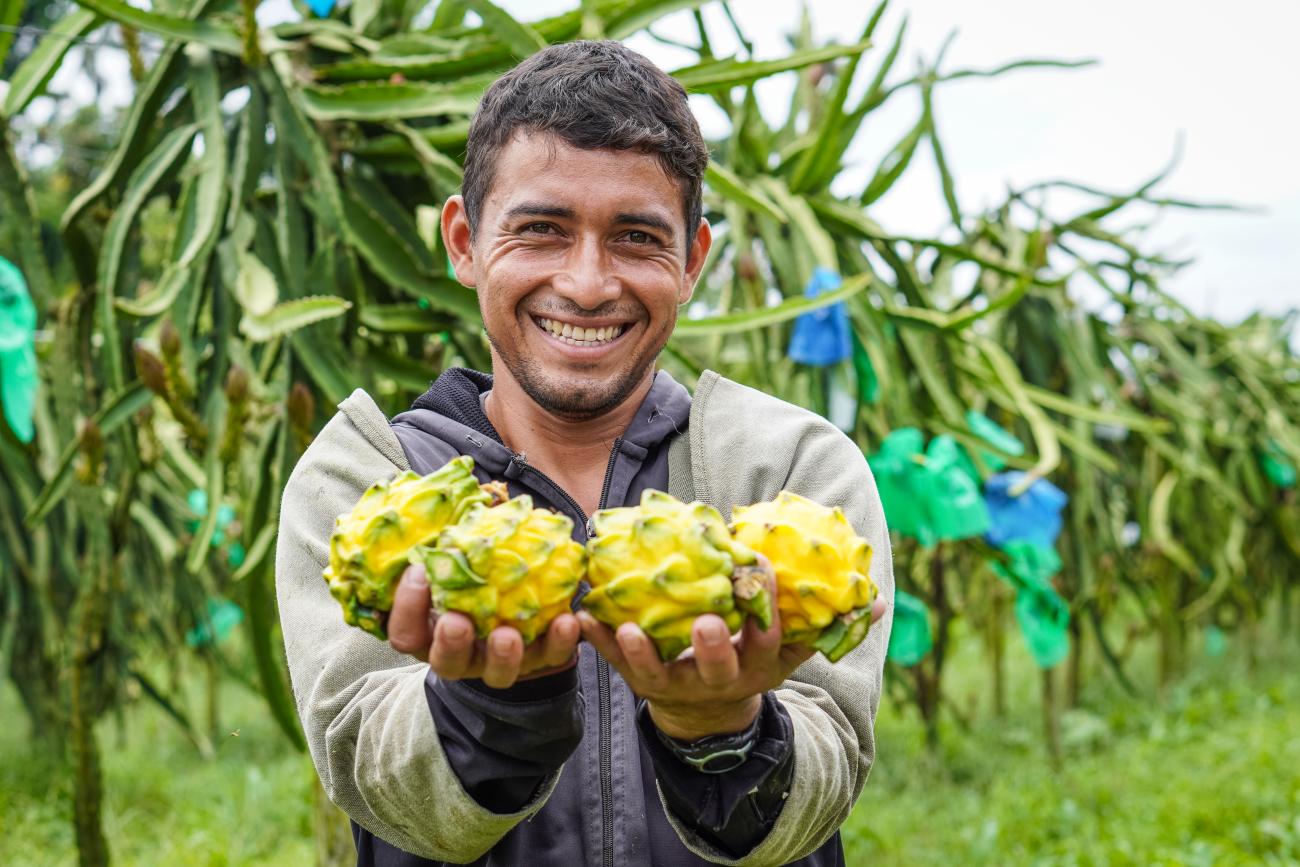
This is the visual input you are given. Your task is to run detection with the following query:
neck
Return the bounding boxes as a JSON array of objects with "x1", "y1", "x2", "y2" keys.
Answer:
[{"x1": 483, "y1": 361, "x2": 654, "y2": 515}]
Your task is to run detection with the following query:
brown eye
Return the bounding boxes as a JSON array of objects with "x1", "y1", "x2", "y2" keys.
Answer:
[
  {"x1": 626, "y1": 231, "x2": 652, "y2": 245},
  {"x1": 525, "y1": 223, "x2": 555, "y2": 235}
]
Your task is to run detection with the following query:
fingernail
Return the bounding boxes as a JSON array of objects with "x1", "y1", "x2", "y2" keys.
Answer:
[
  {"x1": 701, "y1": 621, "x2": 726, "y2": 644},
  {"x1": 403, "y1": 565, "x2": 427, "y2": 587},
  {"x1": 441, "y1": 618, "x2": 470, "y2": 641},
  {"x1": 490, "y1": 631, "x2": 512, "y2": 653}
]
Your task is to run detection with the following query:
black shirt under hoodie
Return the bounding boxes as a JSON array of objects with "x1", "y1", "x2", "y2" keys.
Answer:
[{"x1": 353, "y1": 368, "x2": 844, "y2": 867}]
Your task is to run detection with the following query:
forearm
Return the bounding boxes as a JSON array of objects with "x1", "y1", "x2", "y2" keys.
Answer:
[
  {"x1": 639, "y1": 692, "x2": 795, "y2": 859},
  {"x1": 427, "y1": 663, "x2": 585, "y2": 813},
  {"x1": 276, "y1": 404, "x2": 574, "y2": 861}
]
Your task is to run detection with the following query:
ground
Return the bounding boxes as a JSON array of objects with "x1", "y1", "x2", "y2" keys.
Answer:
[{"x1": 2, "y1": 636, "x2": 1297, "y2": 866}]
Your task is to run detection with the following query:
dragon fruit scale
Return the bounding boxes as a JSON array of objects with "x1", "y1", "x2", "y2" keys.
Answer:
[
  {"x1": 582, "y1": 490, "x2": 774, "y2": 661},
  {"x1": 730, "y1": 491, "x2": 877, "y2": 662}
]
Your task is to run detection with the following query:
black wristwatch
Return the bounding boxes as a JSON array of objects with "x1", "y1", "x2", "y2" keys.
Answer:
[{"x1": 651, "y1": 707, "x2": 763, "y2": 774}]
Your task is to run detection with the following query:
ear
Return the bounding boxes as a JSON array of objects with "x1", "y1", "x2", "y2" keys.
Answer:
[
  {"x1": 441, "y1": 195, "x2": 476, "y2": 288},
  {"x1": 679, "y1": 218, "x2": 713, "y2": 305}
]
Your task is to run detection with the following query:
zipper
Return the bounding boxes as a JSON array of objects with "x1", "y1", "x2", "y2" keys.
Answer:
[
  {"x1": 506, "y1": 441, "x2": 622, "y2": 867},
  {"x1": 596, "y1": 438, "x2": 620, "y2": 867}
]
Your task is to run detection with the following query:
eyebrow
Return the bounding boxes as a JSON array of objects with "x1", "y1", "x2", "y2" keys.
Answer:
[
  {"x1": 503, "y1": 204, "x2": 575, "y2": 221},
  {"x1": 615, "y1": 212, "x2": 676, "y2": 237}
]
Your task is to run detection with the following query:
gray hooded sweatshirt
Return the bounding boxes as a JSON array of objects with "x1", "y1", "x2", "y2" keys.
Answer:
[{"x1": 276, "y1": 369, "x2": 894, "y2": 866}]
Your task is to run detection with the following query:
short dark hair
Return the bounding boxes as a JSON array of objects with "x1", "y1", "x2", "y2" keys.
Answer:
[{"x1": 461, "y1": 41, "x2": 709, "y2": 242}]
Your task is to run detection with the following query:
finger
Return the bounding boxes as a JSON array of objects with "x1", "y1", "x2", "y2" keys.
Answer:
[
  {"x1": 616, "y1": 623, "x2": 668, "y2": 690},
  {"x1": 739, "y1": 567, "x2": 783, "y2": 667},
  {"x1": 428, "y1": 612, "x2": 476, "y2": 679},
  {"x1": 577, "y1": 611, "x2": 627, "y2": 669},
  {"x1": 537, "y1": 613, "x2": 581, "y2": 670},
  {"x1": 691, "y1": 615, "x2": 740, "y2": 686},
  {"x1": 482, "y1": 627, "x2": 524, "y2": 689},
  {"x1": 778, "y1": 643, "x2": 816, "y2": 677},
  {"x1": 387, "y1": 565, "x2": 434, "y2": 660},
  {"x1": 870, "y1": 596, "x2": 888, "y2": 625}
]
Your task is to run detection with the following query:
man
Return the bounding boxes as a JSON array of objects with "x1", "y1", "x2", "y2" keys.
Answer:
[{"x1": 276, "y1": 40, "x2": 893, "y2": 866}]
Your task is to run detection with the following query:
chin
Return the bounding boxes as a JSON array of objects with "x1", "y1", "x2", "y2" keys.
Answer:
[{"x1": 522, "y1": 366, "x2": 650, "y2": 419}]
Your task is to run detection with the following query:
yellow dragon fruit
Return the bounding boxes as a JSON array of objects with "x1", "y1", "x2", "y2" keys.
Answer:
[
  {"x1": 323, "y1": 456, "x2": 502, "y2": 638},
  {"x1": 730, "y1": 491, "x2": 877, "y2": 662},
  {"x1": 583, "y1": 490, "x2": 774, "y2": 660},
  {"x1": 409, "y1": 496, "x2": 585, "y2": 643}
]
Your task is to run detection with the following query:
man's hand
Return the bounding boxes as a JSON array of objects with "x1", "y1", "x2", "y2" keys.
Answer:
[
  {"x1": 577, "y1": 566, "x2": 888, "y2": 742},
  {"x1": 388, "y1": 564, "x2": 581, "y2": 689}
]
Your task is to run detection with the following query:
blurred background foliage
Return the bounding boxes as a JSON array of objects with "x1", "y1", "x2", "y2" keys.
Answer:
[{"x1": 0, "y1": 0, "x2": 1297, "y2": 864}]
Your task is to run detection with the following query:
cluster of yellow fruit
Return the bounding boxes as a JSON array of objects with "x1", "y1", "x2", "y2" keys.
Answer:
[{"x1": 323, "y1": 456, "x2": 878, "y2": 662}]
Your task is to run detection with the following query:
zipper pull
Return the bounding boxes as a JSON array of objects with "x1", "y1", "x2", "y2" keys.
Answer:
[
  {"x1": 585, "y1": 516, "x2": 596, "y2": 538},
  {"x1": 504, "y1": 453, "x2": 528, "y2": 480}
]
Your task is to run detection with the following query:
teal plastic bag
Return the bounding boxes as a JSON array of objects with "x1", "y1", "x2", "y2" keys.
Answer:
[
  {"x1": 991, "y1": 540, "x2": 1062, "y2": 590},
  {"x1": 887, "y1": 589, "x2": 932, "y2": 666},
  {"x1": 868, "y1": 429, "x2": 991, "y2": 546},
  {"x1": 0, "y1": 256, "x2": 38, "y2": 443},
  {"x1": 991, "y1": 541, "x2": 1069, "y2": 669},
  {"x1": 923, "y1": 435, "x2": 992, "y2": 542},
  {"x1": 185, "y1": 598, "x2": 245, "y2": 647},
  {"x1": 867, "y1": 428, "x2": 929, "y2": 540},
  {"x1": 1260, "y1": 441, "x2": 1297, "y2": 489},
  {"x1": 964, "y1": 409, "x2": 1024, "y2": 473},
  {"x1": 1014, "y1": 578, "x2": 1070, "y2": 669}
]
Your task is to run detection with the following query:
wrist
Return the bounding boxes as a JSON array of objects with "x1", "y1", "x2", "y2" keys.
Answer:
[{"x1": 648, "y1": 694, "x2": 761, "y2": 742}]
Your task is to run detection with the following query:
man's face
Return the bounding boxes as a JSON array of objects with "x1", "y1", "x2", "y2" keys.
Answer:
[{"x1": 443, "y1": 133, "x2": 710, "y2": 420}]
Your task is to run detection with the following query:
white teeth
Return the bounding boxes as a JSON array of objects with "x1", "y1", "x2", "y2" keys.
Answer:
[{"x1": 537, "y1": 318, "x2": 625, "y2": 346}]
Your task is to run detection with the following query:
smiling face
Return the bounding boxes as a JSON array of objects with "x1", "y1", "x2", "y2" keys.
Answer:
[{"x1": 443, "y1": 133, "x2": 711, "y2": 420}]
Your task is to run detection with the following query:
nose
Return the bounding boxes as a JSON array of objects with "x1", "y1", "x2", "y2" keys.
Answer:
[{"x1": 551, "y1": 236, "x2": 619, "y2": 310}]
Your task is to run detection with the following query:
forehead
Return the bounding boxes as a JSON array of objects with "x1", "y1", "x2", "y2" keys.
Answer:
[{"x1": 483, "y1": 132, "x2": 685, "y2": 228}]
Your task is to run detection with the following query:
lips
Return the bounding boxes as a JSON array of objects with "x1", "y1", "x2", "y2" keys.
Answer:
[{"x1": 535, "y1": 316, "x2": 630, "y2": 347}]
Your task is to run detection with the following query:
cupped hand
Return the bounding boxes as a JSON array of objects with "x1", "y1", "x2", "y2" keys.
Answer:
[
  {"x1": 577, "y1": 565, "x2": 888, "y2": 741},
  {"x1": 387, "y1": 564, "x2": 580, "y2": 689}
]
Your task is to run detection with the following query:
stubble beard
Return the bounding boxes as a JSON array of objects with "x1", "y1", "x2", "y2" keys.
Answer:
[{"x1": 485, "y1": 316, "x2": 673, "y2": 421}]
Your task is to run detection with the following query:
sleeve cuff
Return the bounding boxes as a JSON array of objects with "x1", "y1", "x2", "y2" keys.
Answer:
[{"x1": 637, "y1": 692, "x2": 795, "y2": 844}]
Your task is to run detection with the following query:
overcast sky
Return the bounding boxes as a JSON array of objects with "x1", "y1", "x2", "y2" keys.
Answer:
[{"x1": 20, "y1": 0, "x2": 1300, "y2": 323}]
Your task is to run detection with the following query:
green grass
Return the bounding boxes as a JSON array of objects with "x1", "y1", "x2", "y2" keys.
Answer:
[
  {"x1": 0, "y1": 669, "x2": 316, "y2": 867},
  {"x1": 845, "y1": 639, "x2": 1300, "y2": 866},
  {"x1": 2, "y1": 636, "x2": 1297, "y2": 866}
]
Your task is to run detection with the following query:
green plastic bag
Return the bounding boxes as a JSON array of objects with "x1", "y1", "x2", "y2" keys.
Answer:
[
  {"x1": 867, "y1": 428, "x2": 929, "y2": 540},
  {"x1": 923, "y1": 435, "x2": 992, "y2": 542},
  {"x1": 851, "y1": 332, "x2": 880, "y2": 405},
  {"x1": 868, "y1": 429, "x2": 991, "y2": 547},
  {"x1": 887, "y1": 589, "x2": 932, "y2": 666},
  {"x1": 185, "y1": 598, "x2": 245, "y2": 647},
  {"x1": 1204, "y1": 624, "x2": 1227, "y2": 658},
  {"x1": 0, "y1": 256, "x2": 38, "y2": 444},
  {"x1": 1260, "y1": 441, "x2": 1297, "y2": 489},
  {"x1": 1014, "y1": 578, "x2": 1070, "y2": 669},
  {"x1": 991, "y1": 540, "x2": 1063, "y2": 591},
  {"x1": 991, "y1": 541, "x2": 1069, "y2": 668}
]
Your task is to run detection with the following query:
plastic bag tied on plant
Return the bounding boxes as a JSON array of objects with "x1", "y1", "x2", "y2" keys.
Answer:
[
  {"x1": 0, "y1": 256, "x2": 38, "y2": 444},
  {"x1": 965, "y1": 409, "x2": 1025, "y2": 473},
  {"x1": 185, "y1": 598, "x2": 245, "y2": 647},
  {"x1": 992, "y1": 540, "x2": 1070, "y2": 669},
  {"x1": 787, "y1": 267, "x2": 851, "y2": 366},
  {"x1": 1260, "y1": 441, "x2": 1297, "y2": 489},
  {"x1": 307, "y1": 0, "x2": 337, "y2": 18},
  {"x1": 886, "y1": 589, "x2": 933, "y2": 666},
  {"x1": 868, "y1": 429, "x2": 991, "y2": 546},
  {"x1": 984, "y1": 471, "x2": 1069, "y2": 548}
]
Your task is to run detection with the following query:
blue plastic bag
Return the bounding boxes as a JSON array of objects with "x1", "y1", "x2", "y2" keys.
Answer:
[
  {"x1": 984, "y1": 471, "x2": 1068, "y2": 548},
  {"x1": 787, "y1": 267, "x2": 851, "y2": 366}
]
